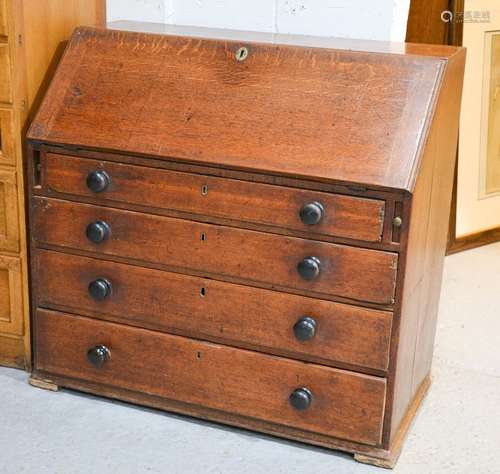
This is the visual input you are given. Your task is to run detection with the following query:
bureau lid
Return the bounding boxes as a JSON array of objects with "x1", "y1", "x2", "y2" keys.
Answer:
[{"x1": 27, "y1": 26, "x2": 463, "y2": 192}]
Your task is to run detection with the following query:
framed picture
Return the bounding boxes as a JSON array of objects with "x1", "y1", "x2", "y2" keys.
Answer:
[{"x1": 455, "y1": 1, "x2": 500, "y2": 242}]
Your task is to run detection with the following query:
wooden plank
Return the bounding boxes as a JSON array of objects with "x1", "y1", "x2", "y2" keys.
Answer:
[
  {"x1": 389, "y1": 47, "x2": 466, "y2": 438},
  {"x1": 0, "y1": 108, "x2": 16, "y2": 166},
  {"x1": 406, "y1": 0, "x2": 450, "y2": 44},
  {"x1": 0, "y1": 333, "x2": 25, "y2": 368},
  {"x1": 0, "y1": 0, "x2": 104, "y2": 369},
  {"x1": 0, "y1": 167, "x2": 19, "y2": 252},
  {"x1": 21, "y1": 0, "x2": 105, "y2": 111},
  {"x1": 356, "y1": 376, "x2": 431, "y2": 468},
  {"x1": 0, "y1": 41, "x2": 11, "y2": 102},
  {"x1": 0, "y1": 255, "x2": 23, "y2": 336}
]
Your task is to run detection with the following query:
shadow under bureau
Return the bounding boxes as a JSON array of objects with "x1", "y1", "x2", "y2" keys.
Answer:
[{"x1": 26, "y1": 24, "x2": 465, "y2": 468}]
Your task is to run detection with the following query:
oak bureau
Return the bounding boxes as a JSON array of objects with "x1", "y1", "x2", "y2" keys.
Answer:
[{"x1": 26, "y1": 24, "x2": 465, "y2": 468}]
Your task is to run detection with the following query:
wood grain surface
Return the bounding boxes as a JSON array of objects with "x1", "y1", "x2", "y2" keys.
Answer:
[
  {"x1": 35, "y1": 249, "x2": 393, "y2": 372},
  {"x1": 35, "y1": 308, "x2": 387, "y2": 446},
  {"x1": 27, "y1": 26, "x2": 446, "y2": 191},
  {"x1": 0, "y1": 167, "x2": 20, "y2": 252},
  {"x1": 26, "y1": 24, "x2": 467, "y2": 466},
  {"x1": 44, "y1": 152, "x2": 386, "y2": 242},
  {"x1": 388, "y1": 47, "x2": 466, "y2": 439},
  {"x1": 0, "y1": 0, "x2": 104, "y2": 370},
  {"x1": 0, "y1": 107, "x2": 15, "y2": 166},
  {"x1": 32, "y1": 197, "x2": 398, "y2": 305}
]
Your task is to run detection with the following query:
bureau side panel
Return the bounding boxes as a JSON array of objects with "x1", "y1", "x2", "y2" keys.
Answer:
[
  {"x1": 410, "y1": 50, "x2": 466, "y2": 393},
  {"x1": 390, "y1": 49, "x2": 466, "y2": 438}
]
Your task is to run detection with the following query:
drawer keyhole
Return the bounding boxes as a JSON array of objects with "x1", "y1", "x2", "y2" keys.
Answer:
[{"x1": 235, "y1": 46, "x2": 249, "y2": 62}]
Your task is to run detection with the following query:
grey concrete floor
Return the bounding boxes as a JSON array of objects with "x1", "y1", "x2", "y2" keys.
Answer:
[{"x1": 1, "y1": 243, "x2": 500, "y2": 473}]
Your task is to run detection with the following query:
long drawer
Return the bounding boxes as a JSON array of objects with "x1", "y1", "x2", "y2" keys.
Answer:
[
  {"x1": 35, "y1": 250, "x2": 392, "y2": 371},
  {"x1": 32, "y1": 198, "x2": 398, "y2": 305},
  {"x1": 43, "y1": 153, "x2": 386, "y2": 242},
  {"x1": 35, "y1": 309, "x2": 387, "y2": 446}
]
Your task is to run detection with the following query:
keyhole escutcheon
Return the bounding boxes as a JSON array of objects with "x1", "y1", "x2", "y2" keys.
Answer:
[{"x1": 235, "y1": 46, "x2": 249, "y2": 62}]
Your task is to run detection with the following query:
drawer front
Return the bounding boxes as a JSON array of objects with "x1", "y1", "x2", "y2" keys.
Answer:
[
  {"x1": 0, "y1": 107, "x2": 15, "y2": 166},
  {"x1": 0, "y1": 42, "x2": 12, "y2": 103},
  {"x1": 35, "y1": 309, "x2": 387, "y2": 446},
  {"x1": 32, "y1": 198, "x2": 397, "y2": 305},
  {"x1": 0, "y1": 255, "x2": 23, "y2": 336},
  {"x1": 35, "y1": 250, "x2": 392, "y2": 371},
  {"x1": 44, "y1": 153, "x2": 385, "y2": 242},
  {"x1": 0, "y1": 167, "x2": 19, "y2": 252}
]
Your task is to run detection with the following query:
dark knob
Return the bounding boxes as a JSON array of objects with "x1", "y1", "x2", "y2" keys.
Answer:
[
  {"x1": 293, "y1": 317, "x2": 317, "y2": 341},
  {"x1": 289, "y1": 387, "x2": 313, "y2": 411},
  {"x1": 88, "y1": 278, "x2": 112, "y2": 301},
  {"x1": 300, "y1": 201, "x2": 325, "y2": 225},
  {"x1": 86, "y1": 170, "x2": 110, "y2": 193},
  {"x1": 87, "y1": 345, "x2": 110, "y2": 368},
  {"x1": 86, "y1": 221, "x2": 110, "y2": 243},
  {"x1": 297, "y1": 257, "x2": 321, "y2": 280}
]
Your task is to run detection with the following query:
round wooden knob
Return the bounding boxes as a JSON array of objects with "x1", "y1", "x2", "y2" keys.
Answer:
[
  {"x1": 293, "y1": 317, "x2": 317, "y2": 341},
  {"x1": 86, "y1": 170, "x2": 110, "y2": 193},
  {"x1": 297, "y1": 257, "x2": 321, "y2": 280},
  {"x1": 87, "y1": 345, "x2": 110, "y2": 368},
  {"x1": 86, "y1": 221, "x2": 110, "y2": 243},
  {"x1": 289, "y1": 387, "x2": 312, "y2": 410},
  {"x1": 88, "y1": 278, "x2": 112, "y2": 301},
  {"x1": 300, "y1": 201, "x2": 325, "y2": 225}
]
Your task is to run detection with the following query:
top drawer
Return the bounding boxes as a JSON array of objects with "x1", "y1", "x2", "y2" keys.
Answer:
[{"x1": 43, "y1": 153, "x2": 385, "y2": 242}]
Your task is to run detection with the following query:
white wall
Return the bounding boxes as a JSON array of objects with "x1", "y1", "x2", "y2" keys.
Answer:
[{"x1": 107, "y1": 0, "x2": 411, "y2": 42}]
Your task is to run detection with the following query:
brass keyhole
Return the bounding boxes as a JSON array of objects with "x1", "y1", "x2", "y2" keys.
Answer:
[
  {"x1": 201, "y1": 185, "x2": 208, "y2": 196},
  {"x1": 235, "y1": 46, "x2": 249, "y2": 62}
]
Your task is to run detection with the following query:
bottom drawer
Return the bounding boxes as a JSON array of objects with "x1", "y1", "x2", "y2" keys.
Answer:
[{"x1": 35, "y1": 309, "x2": 387, "y2": 446}]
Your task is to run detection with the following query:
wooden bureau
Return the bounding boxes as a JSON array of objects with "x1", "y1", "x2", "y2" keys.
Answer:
[
  {"x1": 0, "y1": 0, "x2": 104, "y2": 368},
  {"x1": 26, "y1": 24, "x2": 465, "y2": 467}
]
